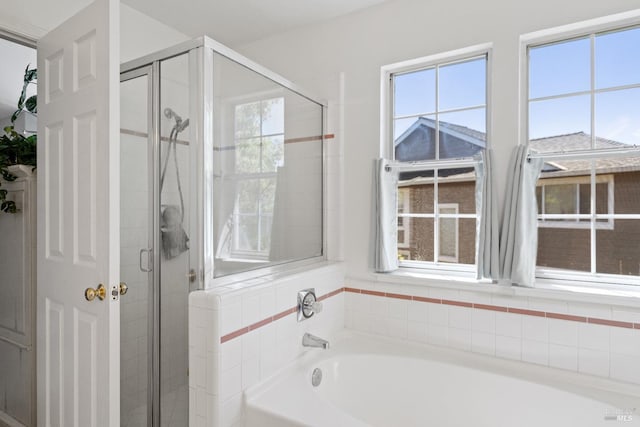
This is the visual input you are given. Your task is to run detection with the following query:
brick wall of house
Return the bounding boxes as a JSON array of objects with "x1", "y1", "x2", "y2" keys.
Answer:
[
  {"x1": 537, "y1": 171, "x2": 640, "y2": 275},
  {"x1": 403, "y1": 181, "x2": 476, "y2": 264}
]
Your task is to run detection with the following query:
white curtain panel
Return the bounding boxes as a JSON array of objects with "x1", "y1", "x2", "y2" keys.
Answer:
[
  {"x1": 474, "y1": 149, "x2": 499, "y2": 281},
  {"x1": 374, "y1": 158, "x2": 399, "y2": 273},
  {"x1": 499, "y1": 145, "x2": 544, "y2": 287}
]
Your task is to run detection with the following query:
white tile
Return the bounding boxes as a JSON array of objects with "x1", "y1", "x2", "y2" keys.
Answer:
[
  {"x1": 220, "y1": 302, "x2": 242, "y2": 335},
  {"x1": 388, "y1": 298, "x2": 408, "y2": 320},
  {"x1": 522, "y1": 340, "x2": 548, "y2": 366},
  {"x1": 472, "y1": 331, "x2": 495, "y2": 356},
  {"x1": 448, "y1": 306, "x2": 471, "y2": 330},
  {"x1": 408, "y1": 321, "x2": 428, "y2": 343},
  {"x1": 495, "y1": 312, "x2": 521, "y2": 338},
  {"x1": 221, "y1": 393, "x2": 243, "y2": 427},
  {"x1": 610, "y1": 327, "x2": 640, "y2": 356},
  {"x1": 578, "y1": 348, "x2": 609, "y2": 378},
  {"x1": 427, "y1": 324, "x2": 448, "y2": 347},
  {"x1": 578, "y1": 323, "x2": 610, "y2": 352},
  {"x1": 428, "y1": 304, "x2": 449, "y2": 326},
  {"x1": 221, "y1": 339, "x2": 242, "y2": 371},
  {"x1": 259, "y1": 349, "x2": 280, "y2": 381},
  {"x1": 205, "y1": 352, "x2": 218, "y2": 395},
  {"x1": 242, "y1": 330, "x2": 260, "y2": 361},
  {"x1": 610, "y1": 352, "x2": 640, "y2": 385},
  {"x1": 568, "y1": 302, "x2": 612, "y2": 320},
  {"x1": 370, "y1": 295, "x2": 389, "y2": 317},
  {"x1": 408, "y1": 300, "x2": 428, "y2": 323},
  {"x1": 471, "y1": 309, "x2": 495, "y2": 333},
  {"x1": 528, "y1": 298, "x2": 568, "y2": 314},
  {"x1": 495, "y1": 335, "x2": 521, "y2": 360},
  {"x1": 491, "y1": 294, "x2": 528, "y2": 310},
  {"x1": 259, "y1": 288, "x2": 277, "y2": 318},
  {"x1": 548, "y1": 319, "x2": 578, "y2": 346},
  {"x1": 387, "y1": 318, "x2": 408, "y2": 339},
  {"x1": 611, "y1": 307, "x2": 640, "y2": 324},
  {"x1": 371, "y1": 316, "x2": 389, "y2": 337},
  {"x1": 522, "y1": 316, "x2": 548, "y2": 342},
  {"x1": 449, "y1": 327, "x2": 472, "y2": 351},
  {"x1": 549, "y1": 344, "x2": 578, "y2": 371},
  {"x1": 241, "y1": 295, "x2": 261, "y2": 326},
  {"x1": 352, "y1": 311, "x2": 374, "y2": 333},
  {"x1": 242, "y1": 357, "x2": 260, "y2": 391}
]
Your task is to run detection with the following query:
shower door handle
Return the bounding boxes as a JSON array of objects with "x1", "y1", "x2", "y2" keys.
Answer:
[{"x1": 139, "y1": 248, "x2": 153, "y2": 272}]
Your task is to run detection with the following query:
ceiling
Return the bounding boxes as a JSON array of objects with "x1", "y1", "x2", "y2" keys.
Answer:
[
  {"x1": 0, "y1": 0, "x2": 386, "y2": 120},
  {"x1": 123, "y1": 0, "x2": 387, "y2": 45}
]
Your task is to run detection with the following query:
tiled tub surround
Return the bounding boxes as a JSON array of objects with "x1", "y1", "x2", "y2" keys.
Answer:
[
  {"x1": 188, "y1": 263, "x2": 345, "y2": 427},
  {"x1": 344, "y1": 279, "x2": 640, "y2": 386},
  {"x1": 244, "y1": 331, "x2": 640, "y2": 427}
]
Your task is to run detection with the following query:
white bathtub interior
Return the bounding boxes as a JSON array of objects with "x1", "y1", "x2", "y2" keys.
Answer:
[{"x1": 245, "y1": 331, "x2": 640, "y2": 427}]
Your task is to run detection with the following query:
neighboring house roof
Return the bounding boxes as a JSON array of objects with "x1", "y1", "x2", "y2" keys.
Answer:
[
  {"x1": 394, "y1": 117, "x2": 485, "y2": 162},
  {"x1": 394, "y1": 118, "x2": 640, "y2": 181},
  {"x1": 529, "y1": 132, "x2": 640, "y2": 178}
]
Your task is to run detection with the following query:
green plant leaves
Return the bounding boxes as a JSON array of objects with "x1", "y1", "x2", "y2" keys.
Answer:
[{"x1": 1, "y1": 64, "x2": 37, "y2": 214}]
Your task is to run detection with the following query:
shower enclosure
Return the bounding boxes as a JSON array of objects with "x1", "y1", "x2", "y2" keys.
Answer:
[{"x1": 119, "y1": 37, "x2": 325, "y2": 427}]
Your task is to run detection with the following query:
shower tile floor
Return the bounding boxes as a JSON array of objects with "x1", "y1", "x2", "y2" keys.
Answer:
[{"x1": 121, "y1": 384, "x2": 188, "y2": 427}]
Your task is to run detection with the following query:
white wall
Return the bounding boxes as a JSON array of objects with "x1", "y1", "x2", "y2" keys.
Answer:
[{"x1": 236, "y1": 0, "x2": 640, "y2": 280}]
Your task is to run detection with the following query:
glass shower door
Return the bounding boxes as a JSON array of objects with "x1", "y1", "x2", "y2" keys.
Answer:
[{"x1": 120, "y1": 70, "x2": 152, "y2": 427}]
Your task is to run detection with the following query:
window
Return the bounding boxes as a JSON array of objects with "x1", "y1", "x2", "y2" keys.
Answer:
[
  {"x1": 387, "y1": 49, "x2": 488, "y2": 271},
  {"x1": 528, "y1": 25, "x2": 640, "y2": 280},
  {"x1": 232, "y1": 97, "x2": 284, "y2": 258},
  {"x1": 536, "y1": 175, "x2": 614, "y2": 229}
]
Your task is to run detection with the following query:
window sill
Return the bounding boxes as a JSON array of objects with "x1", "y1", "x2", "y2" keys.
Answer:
[{"x1": 368, "y1": 269, "x2": 640, "y2": 308}]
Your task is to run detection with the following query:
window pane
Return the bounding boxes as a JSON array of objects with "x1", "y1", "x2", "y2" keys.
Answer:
[
  {"x1": 394, "y1": 68, "x2": 436, "y2": 117},
  {"x1": 261, "y1": 97, "x2": 284, "y2": 135},
  {"x1": 236, "y1": 180, "x2": 259, "y2": 213},
  {"x1": 545, "y1": 184, "x2": 577, "y2": 215},
  {"x1": 529, "y1": 37, "x2": 590, "y2": 99},
  {"x1": 609, "y1": 166, "x2": 640, "y2": 215},
  {"x1": 235, "y1": 101, "x2": 261, "y2": 138},
  {"x1": 439, "y1": 57, "x2": 486, "y2": 111},
  {"x1": 439, "y1": 215, "x2": 458, "y2": 262},
  {"x1": 260, "y1": 215, "x2": 273, "y2": 252},
  {"x1": 537, "y1": 227, "x2": 590, "y2": 272},
  {"x1": 597, "y1": 220, "x2": 640, "y2": 275},
  {"x1": 529, "y1": 94, "x2": 590, "y2": 142},
  {"x1": 236, "y1": 215, "x2": 258, "y2": 251},
  {"x1": 394, "y1": 115, "x2": 436, "y2": 160},
  {"x1": 261, "y1": 136, "x2": 284, "y2": 172},
  {"x1": 595, "y1": 88, "x2": 640, "y2": 146},
  {"x1": 595, "y1": 27, "x2": 640, "y2": 89},
  {"x1": 457, "y1": 218, "x2": 476, "y2": 265},
  {"x1": 259, "y1": 178, "x2": 276, "y2": 214},
  {"x1": 438, "y1": 108, "x2": 486, "y2": 159},
  {"x1": 236, "y1": 138, "x2": 261, "y2": 173},
  {"x1": 398, "y1": 178, "x2": 434, "y2": 213},
  {"x1": 438, "y1": 169, "x2": 477, "y2": 214},
  {"x1": 399, "y1": 218, "x2": 434, "y2": 262}
]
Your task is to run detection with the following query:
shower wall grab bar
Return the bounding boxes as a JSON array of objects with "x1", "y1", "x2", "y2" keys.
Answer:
[{"x1": 140, "y1": 248, "x2": 153, "y2": 272}]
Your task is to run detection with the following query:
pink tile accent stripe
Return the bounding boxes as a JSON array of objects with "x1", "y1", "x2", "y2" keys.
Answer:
[
  {"x1": 220, "y1": 285, "x2": 640, "y2": 344},
  {"x1": 220, "y1": 287, "x2": 346, "y2": 343}
]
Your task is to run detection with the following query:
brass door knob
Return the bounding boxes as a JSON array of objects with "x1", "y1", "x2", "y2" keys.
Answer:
[
  {"x1": 119, "y1": 282, "x2": 128, "y2": 296},
  {"x1": 85, "y1": 284, "x2": 106, "y2": 301}
]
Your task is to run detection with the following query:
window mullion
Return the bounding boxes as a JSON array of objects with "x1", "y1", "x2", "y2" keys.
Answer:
[
  {"x1": 434, "y1": 167, "x2": 440, "y2": 264},
  {"x1": 589, "y1": 34, "x2": 597, "y2": 274}
]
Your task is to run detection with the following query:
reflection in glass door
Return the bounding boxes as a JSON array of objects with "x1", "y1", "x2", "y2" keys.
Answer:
[{"x1": 120, "y1": 71, "x2": 152, "y2": 427}]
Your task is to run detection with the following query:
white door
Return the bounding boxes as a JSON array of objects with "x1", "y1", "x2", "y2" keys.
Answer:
[{"x1": 37, "y1": 0, "x2": 121, "y2": 426}]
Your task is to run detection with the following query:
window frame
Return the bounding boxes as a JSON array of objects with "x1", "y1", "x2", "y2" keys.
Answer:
[
  {"x1": 536, "y1": 174, "x2": 614, "y2": 230},
  {"x1": 522, "y1": 16, "x2": 640, "y2": 287},
  {"x1": 380, "y1": 44, "x2": 492, "y2": 275},
  {"x1": 230, "y1": 95, "x2": 285, "y2": 260}
]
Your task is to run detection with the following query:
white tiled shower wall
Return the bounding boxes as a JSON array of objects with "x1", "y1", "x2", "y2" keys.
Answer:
[
  {"x1": 188, "y1": 262, "x2": 345, "y2": 427},
  {"x1": 345, "y1": 278, "x2": 640, "y2": 386}
]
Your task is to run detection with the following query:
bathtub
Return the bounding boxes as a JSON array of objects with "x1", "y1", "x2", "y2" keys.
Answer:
[{"x1": 244, "y1": 331, "x2": 640, "y2": 427}]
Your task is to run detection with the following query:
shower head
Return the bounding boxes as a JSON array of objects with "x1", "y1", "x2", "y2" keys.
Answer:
[
  {"x1": 164, "y1": 108, "x2": 189, "y2": 133},
  {"x1": 164, "y1": 107, "x2": 182, "y2": 123}
]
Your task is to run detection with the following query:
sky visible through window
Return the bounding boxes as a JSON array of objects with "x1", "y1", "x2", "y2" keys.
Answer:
[{"x1": 393, "y1": 26, "x2": 640, "y2": 148}]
